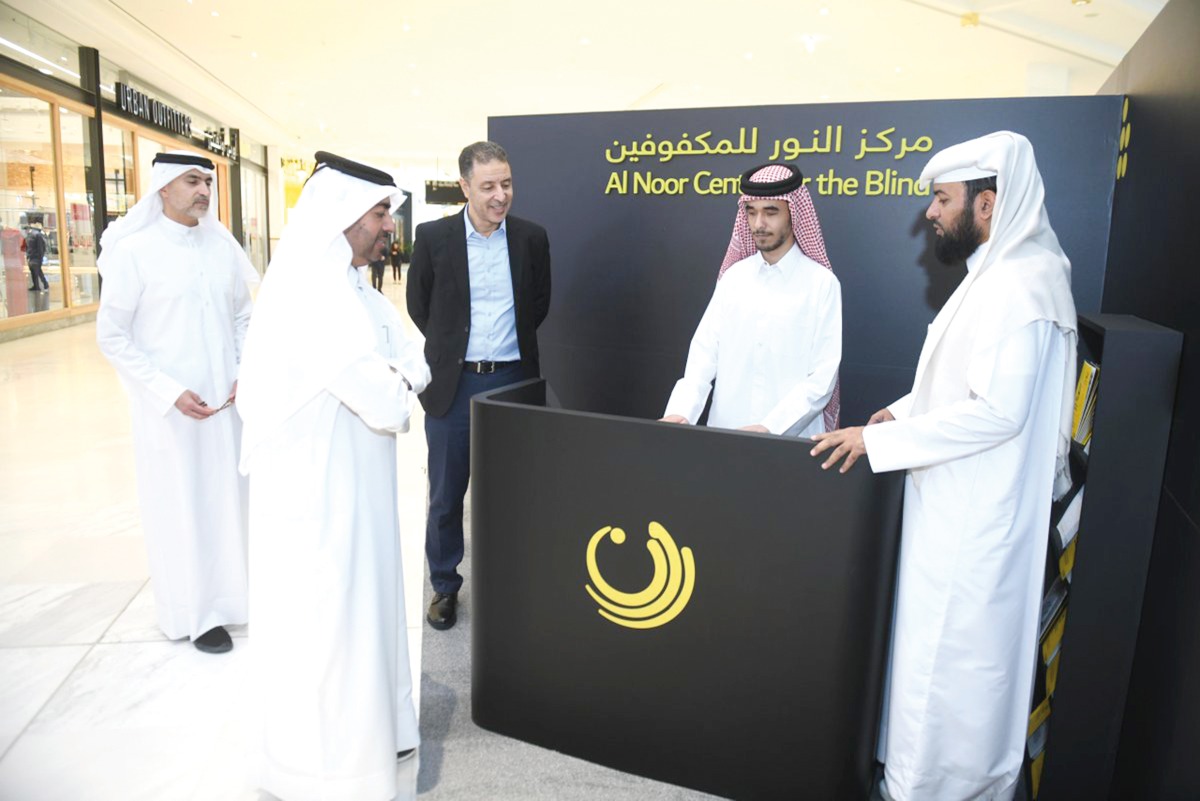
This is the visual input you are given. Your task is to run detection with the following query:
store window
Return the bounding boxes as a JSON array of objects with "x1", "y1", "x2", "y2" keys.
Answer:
[
  {"x1": 0, "y1": 11, "x2": 82, "y2": 89},
  {"x1": 240, "y1": 167, "x2": 267, "y2": 274},
  {"x1": 136, "y1": 137, "x2": 162, "y2": 198},
  {"x1": 102, "y1": 123, "x2": 134, "y2": 223},
  {"x1": 59, "y1": 106, "x2": 97, "y2": 306},
  {"x1": 0, "y1": 88, "x2": 60, "y2": 319}
]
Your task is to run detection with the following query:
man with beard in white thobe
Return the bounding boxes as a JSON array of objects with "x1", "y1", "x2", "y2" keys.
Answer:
[
  {"x1": 660, "y1": 162, "x2": 842, "y2": 436},
  {"x1": 812, "y1": 131, "x2": 1078, "y2": 800},
  {"x1": 236, "y1": 152, "x2": 429, "y2": 801},
  {"x1": 96, "y1": 151, "x2": 257, "y2": 654}
]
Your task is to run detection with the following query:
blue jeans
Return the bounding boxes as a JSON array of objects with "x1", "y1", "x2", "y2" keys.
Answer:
[{"x1": 424, "y1": 362, "x2": 524, "y2": 595}]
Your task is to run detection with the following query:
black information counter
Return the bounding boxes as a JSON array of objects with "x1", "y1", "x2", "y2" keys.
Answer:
[{"x1": 470, "y1": 380, "x2": 905, "y2": 800}]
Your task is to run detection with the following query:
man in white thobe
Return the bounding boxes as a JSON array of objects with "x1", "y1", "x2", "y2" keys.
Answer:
[
  {"x1": 96, "y1": 151, "x2": 257, "y2": 654},
  {"x1": 812, "y1": 131, "x2": 1078, "y2": 800},
  {"x1": 236, "y1": 152, "x2": 429, "y2": 801},
  {"x1": 661, "y1": 163, "x2": 841, "y2": 437}
]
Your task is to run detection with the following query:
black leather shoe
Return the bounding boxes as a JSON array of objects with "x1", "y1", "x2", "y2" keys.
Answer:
[
  {"x1": 427, "y1": 592, "x2": 457, "y2": 630},
  {"x1": 193, "y1": 626, "x2": 233, "y2": 653},
  {"x1": 397, "y1": 747, "x2": 416, "y2": 762}
]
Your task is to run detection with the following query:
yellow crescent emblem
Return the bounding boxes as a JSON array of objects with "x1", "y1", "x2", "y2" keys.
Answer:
[{"x1": 585, "y1": 522, "x2": 695, "y2": 629}]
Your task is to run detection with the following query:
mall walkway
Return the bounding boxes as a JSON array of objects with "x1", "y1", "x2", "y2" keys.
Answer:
[
  {"x1": 0, "y1": 280, "x2": 424, "y2": 800},
  {"x1": 0, "y1": 278, "x2": 720, "y2": 800}
]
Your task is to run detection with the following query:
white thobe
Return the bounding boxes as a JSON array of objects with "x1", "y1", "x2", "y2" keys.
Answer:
[
  {"x1": 664, "y1": 244, "x2": 841, "y2": 436},
  {"x1": 249, "y1": 266, "x2": 426, "y2": 801},
  {"x1": 96, "y1": 215, "x2": 251, "y2": 640},
  {"x1": 863, "y1": 250, "x2": 1073, "y2": 801}
]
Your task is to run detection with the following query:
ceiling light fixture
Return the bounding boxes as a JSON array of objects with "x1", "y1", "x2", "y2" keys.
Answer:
[
  {"x1": 0, "y1": 36, "x2": 82, "y2": 80},
  {"x1": 211, "y1": 10, "x2": 219, "y2": 16},
  {"x1": 961, "y1": 12, "x2": 980, "y2": 27},
  {"x1": 1072, "y1": 0, "x2": 1092, "y2": 5}
]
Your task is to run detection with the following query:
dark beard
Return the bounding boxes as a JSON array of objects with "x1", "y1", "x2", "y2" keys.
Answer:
[
  {"x1": 756, "y1": 230, "x2": 791, "y2": 255},
  {"x1": 934, "y1": 206, "x2": 984, "y2": 265}
]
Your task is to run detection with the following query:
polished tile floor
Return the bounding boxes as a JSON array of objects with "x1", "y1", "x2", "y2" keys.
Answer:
[{"x1": 0, "y1": 278, "x2": 428, "y2": 800}]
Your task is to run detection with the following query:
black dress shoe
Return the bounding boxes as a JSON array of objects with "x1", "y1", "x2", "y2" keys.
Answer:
[
  {"x1": 193, "y1": 626, "x2": 233, "y2": 653},
  {"x1": 427, "y1": 592, "x2": 457, "y2": 630},
  {"x1": 397, "y1": 747, "x2": 416, "y2": 762}
]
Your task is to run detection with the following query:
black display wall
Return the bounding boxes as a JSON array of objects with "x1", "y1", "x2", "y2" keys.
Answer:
[
  {"x1": 1100, "y1": 1, "x2": 1200, "y2": 797},
  {"x1": 490, "y1": 97, "x2": 1121, "y2": 425}
]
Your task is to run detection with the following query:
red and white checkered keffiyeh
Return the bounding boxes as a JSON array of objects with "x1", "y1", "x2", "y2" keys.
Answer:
[{"x1": 717, "y1": 164, "x2": 840, "y2": 431}]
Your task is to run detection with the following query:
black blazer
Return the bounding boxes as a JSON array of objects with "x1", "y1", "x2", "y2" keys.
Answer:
[{"x1": 406, "y1": 209, "x2": 552, "y2": 417}]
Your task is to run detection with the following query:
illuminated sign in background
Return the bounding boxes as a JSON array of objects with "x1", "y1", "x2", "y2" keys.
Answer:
[{"x1": 491, "y1": 97, "x2": 1122, "y2": 424}]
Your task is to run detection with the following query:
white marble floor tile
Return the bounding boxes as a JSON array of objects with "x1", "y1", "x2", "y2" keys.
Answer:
[
  {"x1": 0, "y1": 532, "x2": 70, "y2": 583},
  {"x1": 28, "y1": 640, "x2": 249, "y2": 733},
  {"x1": 9, "y1": 534, "x2": 148, "y2": 584},
  {"x1": 0, "y1": 645, "x2": 90, "y2": 755},
  {"x1": 0, "y1": 727, "x2": 222, "y2": 801},
  {"x1": 0, "y1": 493, "x2": 140, "y2": 542},
  {"x1": 0, "y1": 581, "x2": 142, "y2": 647},
  {"x1": 99, "y1": 580, "x2": 165, "y2": 643},
  {"x1": 102, "y1": 582, "x2": 247, "y2": 644}
]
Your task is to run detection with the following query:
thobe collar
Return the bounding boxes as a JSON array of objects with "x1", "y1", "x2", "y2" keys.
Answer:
[
  {"x1": 156, "y1": 213, "x2": 205, "y2": 241},
  {"x1": 756, "y1": 242, "x2": 803, "y2": 276},
  {"x1": 347, "y1": 263, "x2": 368, "y2": 291},
  {"x1": 965, "y1": 244, "x2": 986, "y2": 274}
]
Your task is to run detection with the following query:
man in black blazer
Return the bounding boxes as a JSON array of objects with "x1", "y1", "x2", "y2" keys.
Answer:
[{"x1": 407, "y1": 141, "x2": 551, "y2": 631}]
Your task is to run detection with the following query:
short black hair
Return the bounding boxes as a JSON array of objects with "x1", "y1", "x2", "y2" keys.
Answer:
[
  {"x1": 458, "y1": 141, "x2": 508, "y2": 181},
  {"x1": 964, "y1": 175, "x2": 997, "y2": 208}
]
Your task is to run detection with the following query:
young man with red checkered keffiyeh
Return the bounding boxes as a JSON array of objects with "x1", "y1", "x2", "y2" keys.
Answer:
[{"x1": 660, "y1": 162, "x2": 842, "y2": 437}]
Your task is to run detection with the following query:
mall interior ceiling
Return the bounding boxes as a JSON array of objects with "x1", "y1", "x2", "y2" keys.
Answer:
[{"x1": 6, "y1": 0, "x2": 1166, "y2": 177}]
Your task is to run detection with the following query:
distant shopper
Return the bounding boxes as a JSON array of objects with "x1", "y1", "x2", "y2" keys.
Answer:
[
  {"x1": 369, "y1": 251, "x2": 386, "y2": 291},
  {"x1": 237, "y1": 151, "x2": 429, "y2": 799},
  {"x1": 96, "y1": 151, "x2": 258, "y2": 655},
  {"x1": 25, "y1": 220, "x2": 48, "y2": 291},
  {"x1": 812, "y1": 131, "x2": 1078, "y2": 801},
  {"x1": 390, "y1": 240, "x2": 404, "y2": 281},
  {"x1": 407, "y1": 140, "x2": 552, "y2": 631}
]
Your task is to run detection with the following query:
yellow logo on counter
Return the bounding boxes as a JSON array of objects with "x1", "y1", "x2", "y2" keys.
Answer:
[{"x1": 585, "y1": 522, "x2": 695, "y2": 629}]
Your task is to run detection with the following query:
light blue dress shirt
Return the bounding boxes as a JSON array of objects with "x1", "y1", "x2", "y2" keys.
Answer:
[{"x1": 463, "y1": 207, "x2": 521, "y2": 362}]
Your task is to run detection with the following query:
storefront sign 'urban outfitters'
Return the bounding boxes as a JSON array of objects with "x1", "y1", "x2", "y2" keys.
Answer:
[{"x1": 115, "y1": 83, "x2": 192, "y2": 137}]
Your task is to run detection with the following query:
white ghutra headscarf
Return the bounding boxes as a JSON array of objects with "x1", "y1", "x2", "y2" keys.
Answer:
[
  {"x1": 96, "y1": 150, "x2": 258, "y2": 286},
  {"x1": 917, "y1": 131, "x2": 1078, "y2": 498},
  {"x1": 236, "y1": 152, "x2": 416, "y2": 473}
]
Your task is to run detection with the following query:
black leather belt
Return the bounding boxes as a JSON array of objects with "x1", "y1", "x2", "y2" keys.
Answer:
[{"x1": 463, "y1": 360, "x2": 520, "y2": 374}]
